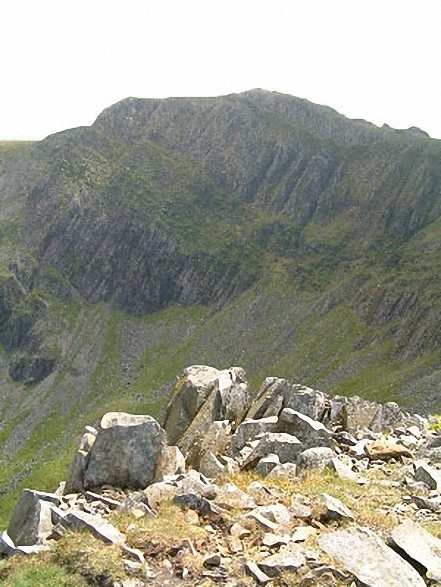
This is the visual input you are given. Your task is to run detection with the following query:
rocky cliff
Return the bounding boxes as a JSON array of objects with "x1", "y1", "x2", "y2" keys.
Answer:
[{"x1": 0, "y1": 91, "x2": 441, "y2": 525}]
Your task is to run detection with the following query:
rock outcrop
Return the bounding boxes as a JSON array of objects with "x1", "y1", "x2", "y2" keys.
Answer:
[{"x1": 2, "y1": 365, "x2": 441, "y2": 586}]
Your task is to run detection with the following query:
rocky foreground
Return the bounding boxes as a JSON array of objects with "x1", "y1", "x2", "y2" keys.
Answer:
[{"x1": 1, "y1": 365, "x2": 441, "y2": 586}]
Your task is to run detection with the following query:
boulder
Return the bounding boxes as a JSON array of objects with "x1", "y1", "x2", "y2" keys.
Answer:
[
  {"x1": 241, "y1": 432, "x2": 303, "y2": 469},
  {"x1": 366, "y1": 437, "x2": 413, "y2": 460},
  {"x1": 82, "y1": 412, "x2": 167, "y2": 491},
  {"x1": 278, "y1": 408, "x2": 335, "y2": 448},
  {"x1": 163, "y1": 365, "x2": 221, "y2": 445},
  {"x1": 414, "y1": 460, "x2": 441, "y2": 491},
  {"x1": 255, "y1": 454, "x2": 280, "y2": 477},
  {"x1": 230, "y1": 416, "x2": 278, "y2": 454},
  {"x1": 296, "y1": 447, "x2": 335, "y2": 471},
  {"x1": 7, "y1": 489, "x2": 60, "y2": 546},
  {"x1": 165, "y1": 366, "x2": 249, "y2": 467},
  {"x1": 319, "y1": 526, "x2": 426, "y2": 587},
  {"x1": 390, "y1": 518, "x2": 441, "y2": 582}
]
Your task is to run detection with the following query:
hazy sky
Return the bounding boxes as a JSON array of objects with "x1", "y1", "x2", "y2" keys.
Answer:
[{"x1": 2, "y1": 0, "x2": 441, "y2": 140}]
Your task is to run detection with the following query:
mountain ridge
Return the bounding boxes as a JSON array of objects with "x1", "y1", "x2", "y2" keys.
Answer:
[{"x1": 0, "y1": 89, "x2": 440, "y2": 523}]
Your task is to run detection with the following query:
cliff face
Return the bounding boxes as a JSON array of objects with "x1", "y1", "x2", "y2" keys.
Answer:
[{"x1": 0, "y1": 90, "x2": 441, "y2": 523}]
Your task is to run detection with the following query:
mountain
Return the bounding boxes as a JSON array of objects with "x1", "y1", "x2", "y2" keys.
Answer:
[{"x1": 0, "y1": 89, "x2": 441, "y2": 522}]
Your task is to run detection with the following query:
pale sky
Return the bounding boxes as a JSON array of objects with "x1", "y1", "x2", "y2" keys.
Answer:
[{"x1": 1, "y1": 0, "x2": 441, "y2": 141}]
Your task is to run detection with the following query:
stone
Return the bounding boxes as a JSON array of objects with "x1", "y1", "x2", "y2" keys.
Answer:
[
  {"x1": 340, "y1": 396, "x2": 384, "y2": 435},
  {"x1": 162, "y1": 446, "x2": 186, "y2": 476},
  {"x1": 319, "y1": 526, "x2": 426, "y2": 587},
  {"x1": 60, "y1": 508, "x2": 126, "y2": 545},
  {"x1": 64, "y1": 428, "x2": 97, "y2": 494},
  {"x1": 163, "y1": 365, "x2": 221, "y2": 445},
  {"x1": 173, "y1": 493, "x2": 228, "y2": 519},
  {"x1": 245, "y1": 377, "x2": 291, "y2": 420},
  {"x1": 241, "y1": 432, "x2": 303, "y2": 469},
  {"x1": 199, "y1": 451, "x2": 225, "y2": 479},
  {"x1": 230, "y1": 522, "x2": 251, "y2": 539},
  {"x1": 414, "y1": 460, "x2": 441, "y2": 491},
  {"x1": 253, "y1": 504, "x2": 292, "y2": 527},
  {"x1": 82, "y1": 413, "x2": 167, "y2": 491},
  {"x1": 258, "y1": 546, "x2": 306, "y2": 577},
  {"x1": 245, "y1": 561, "x2": 273, "y2": 584},
  {"x1": 266, "y1": 462, "x2": 298, "y2": 480},
  {"x1": 262, "y1": 533, "x2": 291, "y2": 548},
  {"x1": 390, "y1": 518, "x2": 441, "y2": 581},
  {"x1": 327, "y1": 457, "x2": 367, "y2": 484},
  {"x1": 7, "y1": 489, "x2": 60, "y2": 546},
  {"x1": 0, "y1": 531, "x2": 50, "y2": 557},
  {"x1": 296, "y1": 447, "x2": 335, "y2": 471},
  {"x1": 284, "y1": 387, "x2": 329, "y2": 421},
  {"x1": 366, "y1": 438, "x2": 413, "y2": 460},
  {"x1": 144, "y1": 481, "x2": 178, "y2": 510},
  {"x1": 278, "y1": 408, "x2": 334, "y2": 448},
  {"x1": 291, "y1": 526, "x2": 316, "y2": 542},
  {"x1": 241, "y1": 511, "x2": 279, "y2": 532},
  {"x1": 315, "y1": 493, "x2": 354, "y2": 522},
  {"x1": 216, "y1": 483, "x2": 256, "y2": 510},
  {"x1": 230, "y1": 416, "x2": 278, "y2": 453},
  {"x1": 255, "y1": 454, "x2": 280, "y2": 477},
  {"x1": 167, "y1": 366, "x2": 250, "y2": 467},
  {"x1": 175, "y1": 469, "x2": 218, "y2": 499}
]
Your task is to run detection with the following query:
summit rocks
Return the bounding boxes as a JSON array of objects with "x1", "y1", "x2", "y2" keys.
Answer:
[{"x1": 2, "y1": 365, "x2": 441, "y2": 586}]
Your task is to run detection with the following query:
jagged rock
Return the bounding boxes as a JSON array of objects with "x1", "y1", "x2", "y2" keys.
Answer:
[
  {"x1": 366, "y1": 437, "x2": 413, "y2": 460},
  {"x1": 255, "y1": 454, "x2": 280, "y2": 477},
  {"x1": 411, "y1": 494, "x2": 441, "y2": 511},
  {"x1": 289, "y1": 500, "x2": 312, "y2": 520},
  {"x1": 82, "y1": 412, "x2": 167, "y2": 491},
  {"x1": 296, "y1": 447, "x2": 335, "y2": 471},
  {"x1": 166, "y1": 366, "x2": 249, "y2": 467},
  {"x1": 414, "y1": 460, "x2": 441, "y2": 491},
  {"x1": 230, "y1": 416, "x2": 278, "y2": 454},
  {"x1": 241, "y1": 432, "x2": 303, "y2": 469},
  {"x1": 315, "y1": 493, "x2": 354, "y2": 522},
  {"x1": 64, "y1": 427, "x2": 97, "y2": 494},
  {"x1": 7, "y1": 489, "x2": 61, "y2": 546},
  {"x1": 258, "y1": 545, "x2": 306, "y2": 577},
  {"x1": 319, "y1": 526, "x2": 426, "y2": 586},
  {"x1": 245, "y1": 377, "x2": 291, "y2": 420},
  {"x1": 162, "y1": 445, "x2": 186, "y2": 476},
  {"x1": 278, "y1": 408, "x2": 335, "y2": 450},
  {"x1": 163, "y1": 365, "x2": 221, "y2": 445}
]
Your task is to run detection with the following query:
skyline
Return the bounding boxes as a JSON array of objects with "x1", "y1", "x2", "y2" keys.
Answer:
[{"x1": 2, "y1": 0, "x2": 441, "y2": 141}]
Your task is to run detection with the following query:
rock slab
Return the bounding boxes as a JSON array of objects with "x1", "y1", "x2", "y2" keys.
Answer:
[{"x1": 319, "y1": 526, "x2": 426, "y2": 587}]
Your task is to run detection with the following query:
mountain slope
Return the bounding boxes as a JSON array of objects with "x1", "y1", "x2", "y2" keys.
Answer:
[{"x1": 0, "y1": 90, "x2": 441, "y2": 522}]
